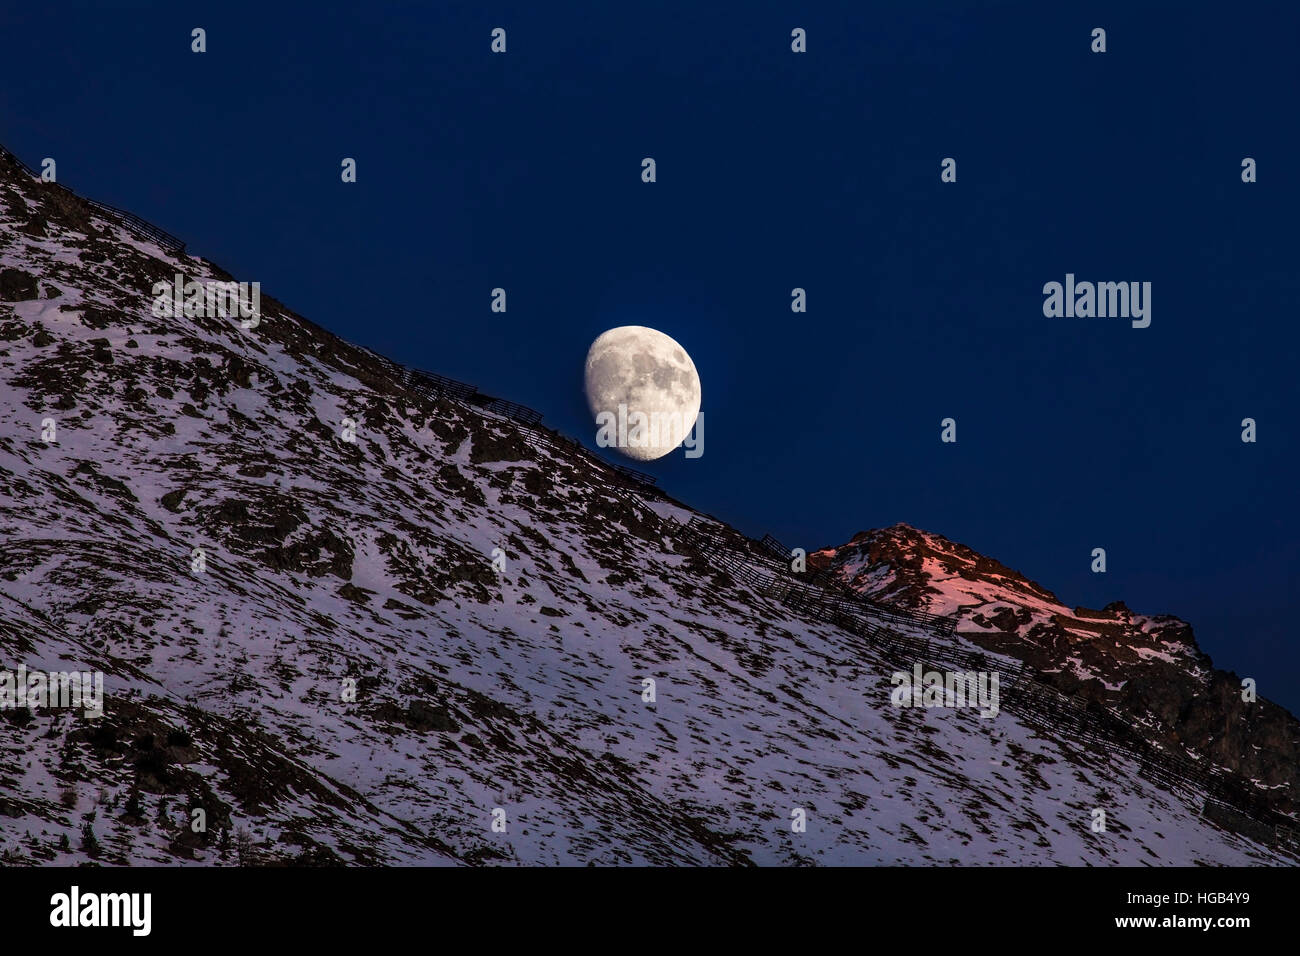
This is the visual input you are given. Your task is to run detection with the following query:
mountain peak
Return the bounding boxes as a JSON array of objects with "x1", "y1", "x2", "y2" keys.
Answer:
[
  {"x1": 811, "y1": 523, "x2": 1300, "y2": 805},
  {"x1": 814, "y1": 523, "x2": 1062, "y2": 617}
]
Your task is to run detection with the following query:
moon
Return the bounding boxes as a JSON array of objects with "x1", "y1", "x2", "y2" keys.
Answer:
[{"x1": 584, "y1": 326, "x2": 701, "y2": 461}]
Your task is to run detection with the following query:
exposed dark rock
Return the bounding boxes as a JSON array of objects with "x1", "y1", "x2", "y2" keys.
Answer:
[{"x1": 0, "y1": 268, "x2": 37, "y2": 301}]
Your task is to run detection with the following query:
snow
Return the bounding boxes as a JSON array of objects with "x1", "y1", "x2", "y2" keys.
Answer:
[{"x1": 0, "y1": 161, "x2": 1293, "y2": 866}]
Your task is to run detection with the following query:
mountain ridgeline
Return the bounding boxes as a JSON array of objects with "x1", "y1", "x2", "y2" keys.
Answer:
[{"x1": 0, "y1": 145, "x2": 1295, "y2": 866}]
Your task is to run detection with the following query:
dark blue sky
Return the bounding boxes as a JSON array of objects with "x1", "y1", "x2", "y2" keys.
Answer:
[{"x1": 2, "y1": 2, "x2": 1296, "y2": 710}]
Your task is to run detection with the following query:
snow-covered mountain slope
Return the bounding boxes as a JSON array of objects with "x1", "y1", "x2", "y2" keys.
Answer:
[
  {"x1": 0, "y1": 147, "x2": 1295, "y2": 866},
  {"x1": 811, "y1": 524, "x2": 1300, "y2": 816}
]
